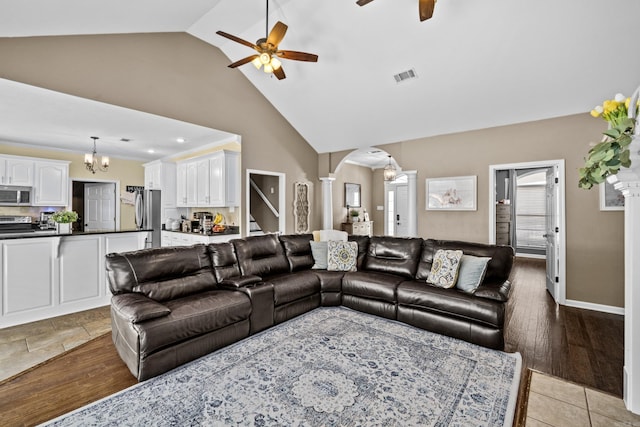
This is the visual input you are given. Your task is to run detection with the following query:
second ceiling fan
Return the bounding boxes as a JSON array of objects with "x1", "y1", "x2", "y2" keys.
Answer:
[
  {"x1": 357, "y1": 0, "x2": 437, "y2": 22},
  {"x1": 216, "y1": 1, "x2": 318, "y2": 80}
]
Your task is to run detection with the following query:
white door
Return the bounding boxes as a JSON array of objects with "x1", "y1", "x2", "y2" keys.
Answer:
[
  {"x1": 84, "y1": 183, "x2": 116, "y2": 232},
  {"x1": 395, "y1": 184, "x2": 409, "y2": 237},
  {"x1": 545, "y1": 166, "x2": 559, "y2": 301}
]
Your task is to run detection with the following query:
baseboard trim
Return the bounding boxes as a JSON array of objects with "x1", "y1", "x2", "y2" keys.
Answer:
[{"x1": 564, "y1": 299, "x2": 624, "y2": 315}]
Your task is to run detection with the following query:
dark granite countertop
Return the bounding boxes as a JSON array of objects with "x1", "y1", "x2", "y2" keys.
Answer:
[{"x1": 0, "y1": 229, "x2": 152, "y2": 240}]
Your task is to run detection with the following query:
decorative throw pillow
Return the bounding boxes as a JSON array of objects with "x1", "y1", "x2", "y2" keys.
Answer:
[
  {"x1": 310, "y1": 241, "x2": 329, "y2": 270},
  {"x1": 327, "y1": 240, "x2": 358, "y2": 272},
  {"x1": 456, "y1": 255, "x2": 491, "y2": 293},
  {"x1": 427, "y1": 249, "x2": 463, "y2": 288}
]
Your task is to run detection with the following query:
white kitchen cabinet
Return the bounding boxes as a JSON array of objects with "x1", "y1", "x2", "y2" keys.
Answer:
[
  {"x1": 0, "y1": 155, "x2": 34, "y2": 186},
  {"x1": 33, "y1": 160, "x2": 70, "y2": 206},
  {"x1": 161, "y1": 230, "x2": 239, "y2": 247},
  {"x1": 176, "y1": 150, "x2": 240, "y2": 208},
  {"x1": 143, "y1": 160, "x2": 177, "y2": 208}
]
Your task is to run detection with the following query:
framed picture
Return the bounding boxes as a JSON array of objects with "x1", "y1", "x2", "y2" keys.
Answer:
[
  {"x1": 599, "y1": 181, "x2": 624, "y2": 211},
  {"x1": 344, "y1": 182, "x2": 361, "y2": 207},
  {"x1": 426, "y1": 175, "x2": 477, "y2": 211}
]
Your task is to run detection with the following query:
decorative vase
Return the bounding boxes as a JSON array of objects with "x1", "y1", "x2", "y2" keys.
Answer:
[{"x1": 56, "y1": 223, "x2": 71, "y2": 234}]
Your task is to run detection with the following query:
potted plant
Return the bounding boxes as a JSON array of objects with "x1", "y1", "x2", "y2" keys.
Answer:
[
  {"x1": 51, "y1": 210, "x2": 78, "y2": 234},
  {"x1": 579, "y1": 93, "x2": 639, "y2": 189},
  {"x1": 349, "y1": 209, "x2": 360, "y2": 222}
]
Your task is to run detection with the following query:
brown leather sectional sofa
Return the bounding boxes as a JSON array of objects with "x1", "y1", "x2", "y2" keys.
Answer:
[{"x1": 106, "y1": 234, "x2": 514, "y2": 380}]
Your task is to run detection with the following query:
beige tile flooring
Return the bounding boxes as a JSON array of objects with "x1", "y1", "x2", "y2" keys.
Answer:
[
  {"x1": 0, "y1": 306, "x2": 111, "y2": 382},
  {"x1": 526, "y1": 371, "x2": 640, "y2": 426},
  {"x1": 2, "y1": 307, "x2": 640, "y2": 426}
]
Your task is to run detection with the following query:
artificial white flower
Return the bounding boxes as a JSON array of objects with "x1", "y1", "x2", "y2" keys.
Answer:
[{"x1": 615, "y1": 93, "x2": 626, "y2": 102}]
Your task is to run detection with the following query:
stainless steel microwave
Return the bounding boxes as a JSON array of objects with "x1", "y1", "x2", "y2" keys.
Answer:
[{"x1": 0, "y1": 186, "x2": 32, "y2": 206}]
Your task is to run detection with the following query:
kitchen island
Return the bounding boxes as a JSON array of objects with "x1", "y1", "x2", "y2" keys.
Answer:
[{"x1": 0, "y1": 229, "x2": 151, "y2": 328}]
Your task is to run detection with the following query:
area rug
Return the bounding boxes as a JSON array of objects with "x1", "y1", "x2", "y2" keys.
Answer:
[{"x1": 44, "y1": 307, "x2": 521, "y2": 426}]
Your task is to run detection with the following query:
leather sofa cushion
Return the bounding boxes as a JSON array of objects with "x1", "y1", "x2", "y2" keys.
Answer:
[
  {"x1": 416, "y1": 239, "x2": 514, "y2": 285},
  {"x1": 265, "y1": 270, "x2": 321, "y2": 306},
  {"x1": 342, "y1": 271, "x2": 405, "y2": 302},
  {"x1": 397, "y1": 280, "x2": 503, "y2": 328},
  {"x1": 232, "y1": 234, "x2": 290, "y2": 277},
  {"x1": 279, "y1": 234, "x2": 315, "y2": 272},
  {"x1": 313, "y1": 270, "x2": 345, "y2": 294},
  {"x1": 136, "y1": 290, "x2": 251, "y2": 357},
  {"x1": 208, "y1": 242, "x2": 241, "y2": 282},
  {"x1": 362, "y1": 236, "x2": 423, "y2": 278},
  {"x1": 106, "y1": 245, "x2": 217, "y2": 301},
  {"x1": 348, "y1": 235, "x2": 370, "y2": 269},
  {"x1": 111, "y1": 293, "x2": 171, "y2": 324}
]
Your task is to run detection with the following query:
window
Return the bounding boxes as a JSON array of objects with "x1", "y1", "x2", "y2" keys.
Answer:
[{"x1": 515, "y1": 171, "x2": 547, "y2": 251}]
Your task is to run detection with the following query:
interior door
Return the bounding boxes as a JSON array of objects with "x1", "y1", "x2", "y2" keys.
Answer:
[
  {"x1": 545, "y1": 166, "x2": 559, "y2": 301},
  {"x1": 84, "y1": 183, "x2": 116, "y2": 232},
  {"x1": 395, "y1": 184, "x2": 409, "y2": 237}
]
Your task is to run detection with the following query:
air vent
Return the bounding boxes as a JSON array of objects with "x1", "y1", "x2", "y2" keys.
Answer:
[
  {"x1": 120, "y1": 138, "x2": 131, "y2": 142},
  {"x1": 393, "y1": 68, "x2": 418, "y2": 83}
]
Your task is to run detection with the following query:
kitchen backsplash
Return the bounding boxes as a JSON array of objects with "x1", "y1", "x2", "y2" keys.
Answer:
[{"x1": 0, "y1": 206, "x2": 64, "y2": 221}]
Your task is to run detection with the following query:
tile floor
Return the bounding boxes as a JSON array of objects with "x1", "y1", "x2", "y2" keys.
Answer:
[
  {"x1": 526, "y1": 371, "x2": 640, "y2": 426},
  {"x1": 0, "y1": 306, "x2": 111, "y2": 382},
  {"x1": 2, "y1": 307, "x2": 640, "y2": 427}
]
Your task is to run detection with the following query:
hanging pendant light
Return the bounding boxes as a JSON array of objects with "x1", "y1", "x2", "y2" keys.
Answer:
[
  {"x1": 383, "y1": 155, "x2": 396, "y2": 181},
  {"x1": 84, "y1": 136, "x2": 109, "y2": 174}
]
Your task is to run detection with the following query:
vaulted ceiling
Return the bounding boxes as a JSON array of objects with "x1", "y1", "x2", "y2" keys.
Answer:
[{"x1": 1, "y1": 0, "x2": 639, "y2": 159}]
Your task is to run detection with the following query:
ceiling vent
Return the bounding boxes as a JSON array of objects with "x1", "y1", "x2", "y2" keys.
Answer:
[{"x1": 393, "y1": 68, "x2": 418, "y2": 83}]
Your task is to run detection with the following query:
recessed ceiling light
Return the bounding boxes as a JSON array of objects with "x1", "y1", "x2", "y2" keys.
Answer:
[
  {"x1": 147, "y1": 149, "x2": 155, "y2": 154},
  {"x1": 176, "y1": 137, "x2": 186, "y2": 144}
]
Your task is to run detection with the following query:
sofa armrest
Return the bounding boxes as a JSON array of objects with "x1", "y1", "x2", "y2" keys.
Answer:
[
  {"x1": 111, "y1": 293, "x2": 171, "y2": 324},
  {"x1": 220, "y1": 275, "x2": 262, "y2": 289},
  {"x1": 473, "y1": 280, "x2": 512, "y2": 302}
]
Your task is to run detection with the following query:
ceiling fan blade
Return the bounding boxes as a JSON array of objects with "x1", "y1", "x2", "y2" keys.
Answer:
[
  {"x1": 356, "y1": 0, "x2": 375, "y2": 5},
  {"x1": 266, "y1": 21, "x2": 288, "y2": 48},
  {"x1": 216, "y1": 31, "x2": 259, "y2": 50},
  {"x1": 228, "y1": 55, "x2": 259, "y2": 68},
  {"x1": 419, "y1": 0, "x2": 436, "y2": 21},
  {"x1": 277, "y1": 50, "x2": 318, "y2": 62},
  {"x1": 273, "y1": 66, "x2": 286, "y2": 80}
]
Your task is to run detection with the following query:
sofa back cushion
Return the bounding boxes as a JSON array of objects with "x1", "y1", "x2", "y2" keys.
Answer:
[
  {"x1": 362, "y1": 236, "x2": 423, "y2": 278},
  {"x1": 416, "y1": 239, "x2": 514, "y2": 284},
  {"x1": 208, "y1": 242, "x2": 242, "y2": 282},
  {"x1": 348, "y1": 235, "x2": 370, "y2": 270},
  {"x1": 279, "y1": 234, "x2": 315, "y2": 271},
  {"x1": 105, "y1": 245, "x2": 217, "y2": 301},
  {"x1": 232, "y1": 234, "x2": 290, "y2": 277}
]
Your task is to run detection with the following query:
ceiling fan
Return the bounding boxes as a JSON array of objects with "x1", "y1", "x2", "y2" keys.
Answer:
[
  {"x1": 216, "y1": 1, "x2": 318, "y2": 80},
  {"x1": 357, "y1": 0, "x2": 436, "y2": 22}
]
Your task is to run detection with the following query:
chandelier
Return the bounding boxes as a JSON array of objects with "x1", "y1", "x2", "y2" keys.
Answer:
[
  {"x1": 84, "y1": 136, "x2": 109, "y2": 174},
  {"x1": 383, "y1": 155, "x2": 397, "y2": 181}
]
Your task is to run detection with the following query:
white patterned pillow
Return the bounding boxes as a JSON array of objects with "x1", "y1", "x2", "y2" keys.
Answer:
[
  {"x1": 427, "y1": 249, "x2": 463, "y2": 288},
  {"x1": 327, "y1": 241, "x2": 358, "y2": 272}
]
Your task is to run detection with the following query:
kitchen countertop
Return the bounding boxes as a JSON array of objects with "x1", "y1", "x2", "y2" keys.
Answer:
[
  {"x1": 0, "y1": 228, "x2": 152, "y2": 240},
  {"x1": 163, "y1": 228, "x2": 240, "y2": 237}
]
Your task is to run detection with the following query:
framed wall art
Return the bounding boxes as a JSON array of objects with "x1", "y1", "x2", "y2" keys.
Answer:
[
  {"x1": 599, "y1": 181, "x2": 624, "y2": 211},
  {"x1": 294, "y1": 181, "x2": 311, "y2": 233},
  {"x1": 426, "y1": 175, "x2": 477, "y2": 211}
]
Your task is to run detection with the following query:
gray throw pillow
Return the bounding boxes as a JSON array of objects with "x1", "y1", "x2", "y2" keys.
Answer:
[
  {"x1": 456, "y1": 254, "x2": 491, "y2": 293},
  {"x1": 310, "y1": 241, "x2": 328, "y2": 269}
]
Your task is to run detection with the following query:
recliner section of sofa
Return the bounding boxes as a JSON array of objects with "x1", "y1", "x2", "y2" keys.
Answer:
[{"x1": 106, "y1": 233, "x2": 514, "y2": 381}]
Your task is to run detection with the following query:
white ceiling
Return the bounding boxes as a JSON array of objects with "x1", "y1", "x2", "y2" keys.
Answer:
[{"x1": 1, "y1": 0, "x2": 640, "y2": 166}]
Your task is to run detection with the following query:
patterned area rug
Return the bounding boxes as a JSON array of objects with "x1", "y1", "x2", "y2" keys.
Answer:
[{"x1": 45, "y1": 307, "x2": 521, "y2": 426}]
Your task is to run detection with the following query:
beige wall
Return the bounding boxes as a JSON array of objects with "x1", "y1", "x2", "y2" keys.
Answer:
[
  {"x1": 0, "y1": 142, "x2": 144, "y2": 229},
  {"x1": 0, "y1": 33, "x2": 320, "y2": 234},
  {"x1": 366, "y1": 114, "x2": 622, "y2": 308},
  {"x1": 332, "y1": 162, "x2": 373, "y2": 229}
]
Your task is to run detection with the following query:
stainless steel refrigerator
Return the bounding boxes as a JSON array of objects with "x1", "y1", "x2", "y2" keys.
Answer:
[{"x1": 135, "y1": 189, "x2": 161, "y2": 248}]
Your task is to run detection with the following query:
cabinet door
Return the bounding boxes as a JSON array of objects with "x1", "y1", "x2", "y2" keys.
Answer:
[
  {"x1": 196, "y1": 159, "x2": 210, "y2": 206},
  {"x1": 208, "y1": 154, "x2": 224, "y2": 206},
  {"x1": 6, "y1": 158, "x2": 34, "y2": 186},
  {"x1": 144, "y1": 163, "x2": 161, "y2": 190},
  {"x1": 225, "y1": 152, "x2": 240, "y2": 207},
  {"x1": 185, "y1": 161, "x2": 198, "y2": 206},
  {"x1": 33, "y1": 161, "x2": 69, "y2": 206},
  {"x1": 176, "y1": 163, "x2": 188, "y2": 207}
]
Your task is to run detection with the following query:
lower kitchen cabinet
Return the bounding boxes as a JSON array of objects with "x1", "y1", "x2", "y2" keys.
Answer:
[
  {"x1": 0, "y1": 231, "x2": 149, "y2": 328},
  {"x1": 161, "y1": 230, "x2": 240, "y2": 246}
]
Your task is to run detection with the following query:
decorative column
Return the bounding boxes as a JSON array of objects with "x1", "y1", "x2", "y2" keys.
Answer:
[
  {"x1": 319, "y1": 176, "x2": 335, "y2": 230},
  {"x1": 614, "y1": 85, "x2": 640, "y2": 415},
  {"x1": 405, "y1": 171, "x2": 418, "y2": 237}
]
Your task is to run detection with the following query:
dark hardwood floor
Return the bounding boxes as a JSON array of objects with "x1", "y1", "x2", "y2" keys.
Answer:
[
  {"x1": 504, "y1": 257, "x2": 624, "y2": 397},
  {"x1": 0, "y1": 257, "x2": 625, "y2": 426}
]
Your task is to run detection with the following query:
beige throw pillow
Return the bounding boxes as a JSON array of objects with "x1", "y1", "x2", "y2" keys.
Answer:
[{"x1": 427, "y1": 249, "x2": 463, "y2": 288}]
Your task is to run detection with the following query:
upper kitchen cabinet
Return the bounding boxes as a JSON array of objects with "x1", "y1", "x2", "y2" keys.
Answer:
[
  {"x1": 0, "y1": 155, "x2": 34, "y2": 186},
  {"x1": 176, "y1": 150, "x2": 240, "y2": 208},
  {"x1": 143, "y1": 160, "x2": 176, "y2": 208},
  {"x1": 33, "y1": 160, "x2": 70, "y2": 206}
]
